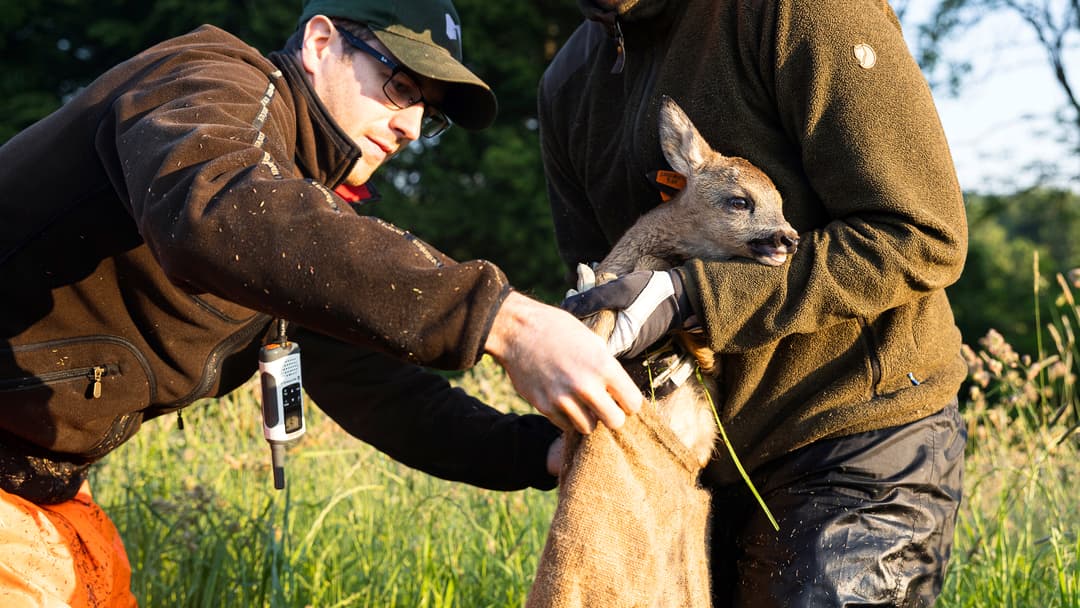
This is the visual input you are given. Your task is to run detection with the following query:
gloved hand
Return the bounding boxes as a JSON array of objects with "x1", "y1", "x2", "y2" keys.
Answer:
[{"x1": 562, "y1": 268, "x2": 694, "y2": 358}]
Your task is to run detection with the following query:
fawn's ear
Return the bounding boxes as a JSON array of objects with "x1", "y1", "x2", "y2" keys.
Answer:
[{"x1": 658, "y1": 96, "x2": 712, "y2": 175}]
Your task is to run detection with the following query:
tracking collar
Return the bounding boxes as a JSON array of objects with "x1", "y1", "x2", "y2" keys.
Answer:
[{"x1": 624, "y1": 338, "x2": 697, "y2": 400}]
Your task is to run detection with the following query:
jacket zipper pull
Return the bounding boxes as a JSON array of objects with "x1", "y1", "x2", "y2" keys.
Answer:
[
  {"x1": 611, "y1": 21, "x2": 626, "y2": 74},
  {"x1": 177, "y1": 411, "x2": 185, "y2": 431},
  {"x1": 90, "y1": 366, "x2": 105, "y2": 399}
]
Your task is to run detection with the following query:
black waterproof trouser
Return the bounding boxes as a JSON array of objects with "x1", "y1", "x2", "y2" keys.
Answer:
[{"x1": 707, "y1": 402, "x2": 966, "y2": 607}]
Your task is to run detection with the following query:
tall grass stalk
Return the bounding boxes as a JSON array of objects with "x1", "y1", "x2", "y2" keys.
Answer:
[{"x1": 939, "y1": 268, "x2": 1080, "y2": 607}]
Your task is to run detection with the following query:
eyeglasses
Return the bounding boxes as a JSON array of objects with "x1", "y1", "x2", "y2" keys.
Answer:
[{"x1": 336, "y1": 27, "x2": 450, "y2": 138}]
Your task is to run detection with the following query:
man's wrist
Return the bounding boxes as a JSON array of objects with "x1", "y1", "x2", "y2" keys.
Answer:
[{"x1": 484, "y1": 290, "x2": 529, "y2": 360}]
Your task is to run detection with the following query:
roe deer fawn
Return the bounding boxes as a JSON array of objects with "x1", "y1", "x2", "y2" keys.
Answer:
[
  {"x1": 581, "y1": 95, "x2": 798, "y2": 465},
  {"x1": 527, "y1": 96, "x2": 798, "y2": 608}
]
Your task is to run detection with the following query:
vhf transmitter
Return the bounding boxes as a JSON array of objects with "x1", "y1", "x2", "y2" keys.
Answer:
[{"x1": 258, "y1": 320, "x2": 305, "y2": 490}]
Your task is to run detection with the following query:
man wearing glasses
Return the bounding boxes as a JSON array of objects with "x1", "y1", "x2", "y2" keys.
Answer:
[{"x1": 0, "y1": 0, "x2": 642, "y2": 603}]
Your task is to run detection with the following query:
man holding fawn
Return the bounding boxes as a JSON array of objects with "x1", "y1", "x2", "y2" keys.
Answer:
[{"x1": 545, "y1": 0, "x2": 969, "y2": 605}]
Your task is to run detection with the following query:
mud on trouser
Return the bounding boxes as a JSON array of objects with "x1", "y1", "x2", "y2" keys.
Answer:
[
  {"x1": 0, "y1": 480, "x2": 137, "y2": 607},
  {"x1": 707, "y1": 401, "x2": 966, "y2": 608}
]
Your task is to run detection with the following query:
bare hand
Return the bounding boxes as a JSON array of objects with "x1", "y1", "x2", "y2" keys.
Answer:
[{"x1": 485, "y1": 292, "x2": 644, "y2": 434}]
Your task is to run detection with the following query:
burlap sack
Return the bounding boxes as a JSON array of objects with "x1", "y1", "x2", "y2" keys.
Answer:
[{"x1": 526, "y1": 401, "x2": 712, "y2": 608}]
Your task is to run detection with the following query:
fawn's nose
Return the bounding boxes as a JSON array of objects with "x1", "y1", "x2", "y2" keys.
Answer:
[{"x1": 776, "y1": 229, "x2": 800, "y2": 253}]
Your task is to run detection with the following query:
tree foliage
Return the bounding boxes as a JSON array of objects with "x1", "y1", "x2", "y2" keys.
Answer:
[
  {"x1": 0, "y1": 0, "x2": 296, "y2": 141},
  {"x1": 366, "y1": 0, "x2": 581, "y2": 302},
  {"x1": 952, "y1": 187, "x2": 1080, "y2": 354},
  {"x1": 913, "y1": 0, "x2": 1080, "y2": 187}
]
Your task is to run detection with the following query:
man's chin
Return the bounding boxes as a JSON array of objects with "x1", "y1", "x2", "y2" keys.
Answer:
[{"x1": 345, "y1": 165, "x2": 377, "y2": 187}]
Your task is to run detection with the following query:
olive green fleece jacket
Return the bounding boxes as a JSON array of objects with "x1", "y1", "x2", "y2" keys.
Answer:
[
  {"x1": 0, "y1": 25, "x2": 558, "y2": 503},
  {"x1": 539, "y1": 0, "x2": 968, "y2": 484}
]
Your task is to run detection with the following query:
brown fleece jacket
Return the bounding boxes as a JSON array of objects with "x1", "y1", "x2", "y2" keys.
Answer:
[
  {"x1": 0, "y1": 25, "x2": 557, "y2": 502},
  {"x1": 539, "y1": 0, "x2": 968, "y2": 484}
]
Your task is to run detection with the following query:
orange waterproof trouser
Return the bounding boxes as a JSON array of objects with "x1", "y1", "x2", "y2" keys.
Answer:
[{"x1": 0, "y1": 482, "x2": 137, "y2": 607}]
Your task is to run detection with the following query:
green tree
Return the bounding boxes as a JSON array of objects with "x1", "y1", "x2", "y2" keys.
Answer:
[
  {"x1": 950, "y1": 214, "x2": 1045, "y2": 352},
  {"x1": 0, "y1": 0, "x2": 296, "y2": 141},
  {"x1": 367, "y1": 1, "x2": 581, "y2": 302},
  {"x1": 951, "y1": 187, "x2": 1080, "y2": 354}
]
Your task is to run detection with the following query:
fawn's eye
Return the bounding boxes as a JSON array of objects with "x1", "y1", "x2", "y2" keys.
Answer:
[{"x1": 727, "y1": 197, "x2": 751, "y2": 211}]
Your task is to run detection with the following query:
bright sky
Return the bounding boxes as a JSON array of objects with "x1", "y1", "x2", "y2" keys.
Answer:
[{"x1": 901, "y1": 1, "x2": 1080, "y2": 193}]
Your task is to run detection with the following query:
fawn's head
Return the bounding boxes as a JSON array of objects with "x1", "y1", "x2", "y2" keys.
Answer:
[{"x1": 658, "y1": 96, "x2": 798, "y2": 266}]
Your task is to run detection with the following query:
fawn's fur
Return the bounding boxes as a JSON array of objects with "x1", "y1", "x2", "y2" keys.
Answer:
[{"x1": 583, "y1": 96, "x2": 799, "y2": 465}]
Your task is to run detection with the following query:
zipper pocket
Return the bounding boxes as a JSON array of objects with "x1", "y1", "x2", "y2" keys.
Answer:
[
  {"x1": 1, "y1": 336, "x2": 153, "y2": 456},
  {"x1": 0, "y1": 363, "x2": 119, "y2": 399}
]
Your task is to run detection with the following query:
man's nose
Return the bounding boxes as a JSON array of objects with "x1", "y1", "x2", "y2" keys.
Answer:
[{"x1": 389, "y1": 104, "x2": 424, "y2": 142}]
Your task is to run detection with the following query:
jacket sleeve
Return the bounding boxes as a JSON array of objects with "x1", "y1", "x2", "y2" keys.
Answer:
[
  {"x1": 102, "y1": 45, "x2": 504, "y2": 370},
  {"x1": 295, "y1": 326, "x2": 560, "y2": 491},
  {"x1": 687, "y1": 0, "x2": 967, "y2": 354}
]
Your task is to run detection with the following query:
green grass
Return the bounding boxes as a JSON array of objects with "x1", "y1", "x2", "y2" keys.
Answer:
[
  {"x1": 934, "y1": 266, "x2": 1080, "y2": 607},
  {"x1": 937, "y1": 401, "x2": 1079, "y2": 607},
  {"x1": 92, "y1": 360, "x2": 557, "y2": 608},
  {"x1": 92, "y1": 341, "x2": 1080, "y2": 606}
]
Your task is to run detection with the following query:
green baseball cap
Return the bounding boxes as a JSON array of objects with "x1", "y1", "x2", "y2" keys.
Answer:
[{"x1": 298, "y1": 0, "x2": 497, "y2": 130}]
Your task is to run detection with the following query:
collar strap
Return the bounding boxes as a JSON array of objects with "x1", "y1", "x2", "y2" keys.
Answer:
[
  {"x1": 585, "y1": 6, "x2": 618, "y2": 34},
  {"x1": 609, "y1": 21, "x2": 626, "y2": 73},
  {"x1": 624, "y1": 339, "x2": 697, "y2": 399}
]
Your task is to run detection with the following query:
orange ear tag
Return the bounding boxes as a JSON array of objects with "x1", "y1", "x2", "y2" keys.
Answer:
[{"x1": 648, "y1": 170, "x2": 687, "y2": 202}]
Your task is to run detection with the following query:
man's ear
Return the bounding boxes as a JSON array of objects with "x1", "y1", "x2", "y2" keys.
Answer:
[{"x1": 299, "y1": 15, "x2": 336, "y2": 76}]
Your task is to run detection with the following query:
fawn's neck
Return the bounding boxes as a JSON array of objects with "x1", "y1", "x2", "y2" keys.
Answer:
[{"x1": 598, "y1": 204, "x2": 683, "y2": 275}]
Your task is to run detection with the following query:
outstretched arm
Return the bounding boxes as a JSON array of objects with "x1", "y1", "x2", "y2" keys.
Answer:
[{"x1": 298, "y1": 327, "x2": 562, "y2": 491}]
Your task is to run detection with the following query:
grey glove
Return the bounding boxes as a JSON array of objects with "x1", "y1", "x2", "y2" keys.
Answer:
[{"x1": 561, "y1": 268, "x2": 693, "y2": 358}]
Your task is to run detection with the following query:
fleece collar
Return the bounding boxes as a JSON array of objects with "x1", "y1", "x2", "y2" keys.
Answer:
[
  {"x1": 577, "y1": 0, "x2": 670, "y2": 24},
  {"x1": 578, "y1": 0, "x2": 677, "y2": 72},
  {"x1": 267, "y1": 50, "x2": 362, "y2": 189}
]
